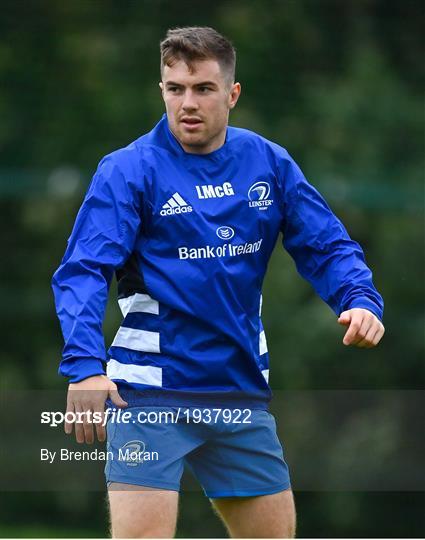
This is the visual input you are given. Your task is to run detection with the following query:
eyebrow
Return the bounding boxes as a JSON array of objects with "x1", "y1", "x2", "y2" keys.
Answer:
[{"x1": 165, "y1": 80, "x2": 218, "y2": 88}]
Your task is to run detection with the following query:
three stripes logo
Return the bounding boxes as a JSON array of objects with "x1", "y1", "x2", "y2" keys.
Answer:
[
  {"x1": 216, "y1": 226, "x2": 235, "y2": 240},
  {"x1": 160, "y1": 192, "x2": 193, "y2": 216}
]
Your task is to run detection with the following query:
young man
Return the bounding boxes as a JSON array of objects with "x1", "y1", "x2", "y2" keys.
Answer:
[{"x1": 52, "y1": 27, "x2": 384, "y2": 538}]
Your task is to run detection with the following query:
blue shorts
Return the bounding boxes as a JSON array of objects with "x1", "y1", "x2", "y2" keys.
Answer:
[{"x1": 104, "y1": 406, "x2": 291, "y2": 498}]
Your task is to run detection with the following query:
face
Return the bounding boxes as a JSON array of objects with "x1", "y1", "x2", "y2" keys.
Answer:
[{"x1": 160, "y1": 59, "x2": 241, "y2": 154}]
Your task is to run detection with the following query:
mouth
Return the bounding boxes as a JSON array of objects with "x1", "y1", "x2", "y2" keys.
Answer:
[{"x1": 180, "y1": 117, "x2": 203, "y2": 131}]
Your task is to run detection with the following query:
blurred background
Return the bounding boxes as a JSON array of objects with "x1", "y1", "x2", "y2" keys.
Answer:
[{"x1": 0, "y1": 0, "x2": 424, "y2": 537}]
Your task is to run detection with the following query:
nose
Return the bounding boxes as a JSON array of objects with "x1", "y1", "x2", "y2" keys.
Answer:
[{"x1": 181, "y1": 89, "x2": 199, "y2": 112}]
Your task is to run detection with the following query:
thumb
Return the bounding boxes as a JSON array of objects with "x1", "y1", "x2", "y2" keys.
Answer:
[
  {"x1": 108, "y1": 384, "x2": 128, "y2": 408},
  {"x1": 338, "y1": 310, "x2": 351, "y2": 325}
]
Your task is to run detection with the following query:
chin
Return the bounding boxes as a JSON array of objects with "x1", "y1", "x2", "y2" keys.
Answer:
[{"x1": 180, "y1": 134, "x2": 206, "y2": 147}]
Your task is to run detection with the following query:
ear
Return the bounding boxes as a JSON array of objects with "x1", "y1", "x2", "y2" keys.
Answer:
[
  {"x1": 159, "y1": 81, "x2": 164, "y2": 98},
  {"x1": 228, "y1": 82, "x2": 241, "y2": 110}
]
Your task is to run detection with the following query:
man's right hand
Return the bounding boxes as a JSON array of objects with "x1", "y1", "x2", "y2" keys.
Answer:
[{"x1": 65, "y1": 374, "x2": 128, "y2": 444}]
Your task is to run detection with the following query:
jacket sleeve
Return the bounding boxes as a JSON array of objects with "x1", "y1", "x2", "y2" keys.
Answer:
[
  {"x1": 279, "y1": 155, "x2": 384, "y2": 320},
  {"x1": 51, "y1": 155, "x2": 142, "y2": 382}
]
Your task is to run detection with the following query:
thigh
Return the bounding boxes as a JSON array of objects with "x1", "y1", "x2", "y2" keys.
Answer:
[
  {"x1": 108, "y1": 482, "x2": 179, "y2": 538},
  {"x1": 211, "y1": 488, "x2": 296, "y2": 538}
]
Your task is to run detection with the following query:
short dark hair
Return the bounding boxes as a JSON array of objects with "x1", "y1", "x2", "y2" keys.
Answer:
[{"x1": 160, "y1": 26, "x2": 236, "y2": 85}]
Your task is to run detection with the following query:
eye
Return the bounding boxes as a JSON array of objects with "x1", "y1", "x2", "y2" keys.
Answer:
[
  {"x1": 198, "y1": 86, "x2": 212, "y2": 93},
  {"x1": 167, "y1": 86, "x2": 181, "y2": 93}
]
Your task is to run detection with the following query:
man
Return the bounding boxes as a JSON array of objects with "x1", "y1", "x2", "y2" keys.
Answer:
[{"x1": 52, "y1": 26, "x2": 384, "y2": 538}]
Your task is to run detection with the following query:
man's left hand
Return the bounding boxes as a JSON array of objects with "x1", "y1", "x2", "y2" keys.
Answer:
[{"x1": 338, "y1": 308, "x2": 385, "y2": 348}]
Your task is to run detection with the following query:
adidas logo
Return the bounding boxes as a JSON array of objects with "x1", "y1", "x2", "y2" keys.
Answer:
[{"x1": 160, "y1": 192, "x2": 193, "y2": 216}]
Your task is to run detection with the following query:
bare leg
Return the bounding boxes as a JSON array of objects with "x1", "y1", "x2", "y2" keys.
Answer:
[
  {"x1": 211, "y1": 489, "x2": 296, "y2": 538},
  {"x1": 107, "y1": 482, "x2": 179, "y2": 538}
]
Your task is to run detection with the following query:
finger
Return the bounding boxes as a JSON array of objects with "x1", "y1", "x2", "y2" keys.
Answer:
[
  {"x1": 342, "y1": 313, "x2": 365, "y2": 345},
  {"x1": 343, "y1": 312, "x2": 376, "y2": 346},
  {"x1": 65, "y1": 395, "x2": 75, "y2": 435},
  {"x1": 338, "y1": 311, "x2": 351, "y2": 326},
  {"x1": 356, "y1": 323, "x2": 380, "y2": 348},
  {"x1": 73, "y1": 402, "x2": 87, "y2": 444},
  {"x1": 81, "y1": 400, "x2": 95, "y2": 444},
  {"x1": 371, "y1": 324, "x2": 385, "y2": 346},
  {"x1": 351, "y1": 317, "x2": 375, "y2": 346},
  {"x1": 109, "y1": 387, "x2": 128, "y2": 409},
  {"x1": 93, "y1": 405, "x2": 106, "y2": 443}
]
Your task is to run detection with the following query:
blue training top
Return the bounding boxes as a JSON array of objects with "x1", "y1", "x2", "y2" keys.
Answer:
[{"x1": 52, "y1": 114, "x2": 383, "y2": 409}]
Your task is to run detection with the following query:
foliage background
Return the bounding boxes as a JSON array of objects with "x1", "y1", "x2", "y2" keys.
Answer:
[{"x1": 0, "y1": 0, "x2": 423, "y2": 537}]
